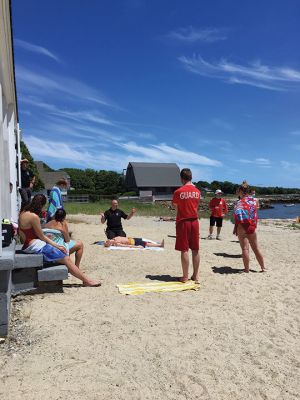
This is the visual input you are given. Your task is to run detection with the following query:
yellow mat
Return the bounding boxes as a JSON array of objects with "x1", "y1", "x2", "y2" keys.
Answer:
[{"x1": 117, "y1": 280, "x2": 200, "y2": 295}]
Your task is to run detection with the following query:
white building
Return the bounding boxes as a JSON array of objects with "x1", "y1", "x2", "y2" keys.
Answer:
[{"x1": 0, "y1": 0, "x2": 21, "y2": 255}]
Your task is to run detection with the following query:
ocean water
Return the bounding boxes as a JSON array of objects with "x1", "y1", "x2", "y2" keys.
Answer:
[{"x1": 258, "y1": 203, "x2": 300, "y2": 219}]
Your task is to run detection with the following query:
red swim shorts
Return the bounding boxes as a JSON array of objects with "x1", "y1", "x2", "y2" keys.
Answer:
[{"x1": 175, "y1": 219, "x2": 199, "y2": 252}]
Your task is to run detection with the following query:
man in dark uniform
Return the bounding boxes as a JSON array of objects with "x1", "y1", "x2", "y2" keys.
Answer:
[
  {"x1": 19, "y1": 159, "x2": 35, "y2": 208},
  {"x1": 100, "y1": 199, "x2": 136, "y2": 239}
]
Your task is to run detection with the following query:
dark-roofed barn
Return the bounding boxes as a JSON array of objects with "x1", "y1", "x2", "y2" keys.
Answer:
[
  {"x1": 35, "y1": 161, "x2": 70, "y2": 193},
  {"x1": 125, "y1": 162, "x2": 181, "y2": 197}
]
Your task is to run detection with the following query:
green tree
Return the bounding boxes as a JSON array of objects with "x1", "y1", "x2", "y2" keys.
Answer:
[
  {"x1": 20, "y1": 141, "x2": 44, "y2": 191},
  {"x1": 61, "y1": 168, "x2": 126, "y2": 195},
  {"x1": 210, "y1": 180, "x2": 223, "y2": 192},
  {"x1": 194, "y1": 181, "x2": 211, "y2": 190},
  {"x1": 62, "y1": 168, "x2": 95, "y2": 191},
  {"x1": 220, "y1": 181, "x2": 238, "y2": 194},
  {"x1": 95, "y1": 170, "x2": 125, "y2": 194}
]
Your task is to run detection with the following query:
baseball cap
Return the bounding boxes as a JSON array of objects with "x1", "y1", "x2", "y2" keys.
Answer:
[{"x1": 215, "y1": 189, "x2": 223, "y2": 194}]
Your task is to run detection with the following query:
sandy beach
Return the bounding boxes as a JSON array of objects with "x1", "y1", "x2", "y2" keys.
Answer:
[{"x1": 0, "y1": 216, "x2": 299, "y2": 400}]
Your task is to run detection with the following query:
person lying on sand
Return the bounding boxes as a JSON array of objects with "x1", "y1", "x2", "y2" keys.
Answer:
[
  {"x1": 159, "y1": 216, "x2": 176, "y2": 221},
  {"x1": 104, "y1": 237, "x2": 164, "y2": 248}
]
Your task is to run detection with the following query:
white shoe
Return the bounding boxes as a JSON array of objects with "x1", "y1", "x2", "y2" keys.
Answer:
[
  {"x1": 216, "y1": 236, "x2": 221, "y2": 240},
  {"x1": 207, "y1": 235, "x2": 213, "y2": 240}
]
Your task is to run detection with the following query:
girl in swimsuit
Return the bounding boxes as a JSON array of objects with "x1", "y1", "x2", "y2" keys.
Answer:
[
  {"x1": 233, "y1": 182, "x2": 266, "y2": 273},
  {"x1": 19, "y1": 194, "x2": 101, "y2": 287},
  {"x1": 44, "y1": 209, "x2": 84, "y2": 268}
]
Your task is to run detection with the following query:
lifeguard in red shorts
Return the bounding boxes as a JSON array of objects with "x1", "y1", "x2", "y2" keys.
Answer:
[{"x1": 172, "y1": 168, "x2": 200, "y2": 284}]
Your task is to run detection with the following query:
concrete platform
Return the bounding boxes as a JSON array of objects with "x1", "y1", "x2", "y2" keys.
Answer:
[
  {"x1": 38, "y1": 265, "x2": 68, "y2": 282},
  {"x1": 0, "y1": 241, "x2": 16, "y2": 271},
  {"x1": 0, "y1": 242, "x2": 15, "y2": 336},
  {"x1": 14, "y1": 251, "x2": 43, "y2": 269}
]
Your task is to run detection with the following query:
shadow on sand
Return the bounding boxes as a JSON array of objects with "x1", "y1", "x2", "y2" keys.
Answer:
[
  {"x1": 212, "y1": 266, "x2": 257, "y2": 274},
  {"x1": 214, "y1": 252, "x2": 242, "y2": 258},
  {"x1": 63, "y1": 283, "x2": 85, "y2": 288},
  {"x1": 145, "y1": 274, "x2": 178, "y2": 282}
]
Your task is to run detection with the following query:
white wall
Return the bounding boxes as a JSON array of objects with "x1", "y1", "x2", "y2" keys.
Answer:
[{"x1": 0, "y1": 0, "x2": 20, "y2": 255}]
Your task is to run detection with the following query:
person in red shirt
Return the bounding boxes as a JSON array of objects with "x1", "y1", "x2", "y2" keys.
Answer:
[
  {"x1": 207, "y1": 189, "x2": 228, "y2": 240},
  {"x1": 172, "y1": 168, "x2": 200, "y2": 284}
]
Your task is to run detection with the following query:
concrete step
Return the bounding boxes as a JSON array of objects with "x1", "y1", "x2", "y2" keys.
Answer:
[
  {"x1": 38, "y1": 265, "x2": 68, "y2": 282},
  {"x1": 14, "y1": 251, "x2": 43, "y2": 269},
  {"x1": 0, "y1": 241, "x2": 16, "y2": 271}
]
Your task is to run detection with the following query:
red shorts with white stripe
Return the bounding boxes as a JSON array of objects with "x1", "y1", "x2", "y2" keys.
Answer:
[{"x1": 175, "y1": 218, "x2": 199, "y2": 252}]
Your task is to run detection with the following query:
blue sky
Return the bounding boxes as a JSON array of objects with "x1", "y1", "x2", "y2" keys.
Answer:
[{"x1": 12, "y1": 0, "x2": 300, "y2": 187}]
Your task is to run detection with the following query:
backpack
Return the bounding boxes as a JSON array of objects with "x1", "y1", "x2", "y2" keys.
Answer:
[{"x1": 1, "y1": 220, "x2": 14, "y2": 248}]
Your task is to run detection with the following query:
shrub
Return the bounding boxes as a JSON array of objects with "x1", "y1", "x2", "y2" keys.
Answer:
[{"x1": 121, "y1": 191, "x2": 138, "y2": 197}]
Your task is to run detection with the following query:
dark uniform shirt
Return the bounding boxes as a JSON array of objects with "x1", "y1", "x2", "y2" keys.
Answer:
[
  {"x1": 21, "y1": 169, "x2": 34, "y2": 188},
  {"x1": 104, "y1": 208, "x2": 128, "y2": 231}
]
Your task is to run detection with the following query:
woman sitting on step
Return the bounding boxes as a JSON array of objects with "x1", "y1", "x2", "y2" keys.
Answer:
[
  {"x1": 43, "y1": 209, "x2": 84, "y2": 269},
  {"x1": 19, "y1": 194, "x2": 100, "y2": 287}
]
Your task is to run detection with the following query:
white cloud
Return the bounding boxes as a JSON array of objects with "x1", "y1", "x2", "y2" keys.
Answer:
[
  {"x1": 120, "y1": 141, "x2": 221, "y2": 166},
  {"x1": 20, "y1": 97, "x2": 117, "y2": 127},
  {"x1": 179, "y1": 55, "x2": 300, "y2": 91},
  {"x1": 167, "y1": 27, "x2": 227, "y2": 43},
  {"x1": 16, "y1": 66, "x2": 114, "y2": 107},
  {"x1": 290, "y1": 130, "x2": 300, "y2": 135},
  {"x1": 15, "y1": 39, "x2": 60, "y2": 62},
  {"x1": 25, "y1": 133, "x2": 222, "y2": 174},
  {"x1": 239, "y1": 158, "x2": 271, "y2": 167},
  {"x1": 26, "y1": 136, "x2": 96, "y2": 163},
  {"x1": 25, "y1": 135, "x2": 125, "y2": 170},
  {"x1": 281, "y1": 161, "x2": 300, "y2": 173}
]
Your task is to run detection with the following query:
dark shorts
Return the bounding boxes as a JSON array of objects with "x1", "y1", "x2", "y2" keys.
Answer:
[
  {"x1": 106, "y1": 229, "x2": 126, "y2": 239},
  {"x1": 133, "y1": 238, "x2": 146, "y2": 247},
  {"x1": 210, "y1": 216, "x2": 223, "y2": 228},
  {"x1": 175, "y1": 219, "x2": 199, "y2": 252}
]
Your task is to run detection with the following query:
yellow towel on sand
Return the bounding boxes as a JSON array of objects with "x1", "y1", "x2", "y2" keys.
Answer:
[{"x1": 117, "y1": 280, "x2": 200, "y2": 295}]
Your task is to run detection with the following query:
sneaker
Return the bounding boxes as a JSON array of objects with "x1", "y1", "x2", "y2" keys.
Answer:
[
  {"x1": 216, "y1": 236, "x2": 221, "y2": 240},
  {"x1": 207, "y1": 235, "x2": 213, "y2": 240}
]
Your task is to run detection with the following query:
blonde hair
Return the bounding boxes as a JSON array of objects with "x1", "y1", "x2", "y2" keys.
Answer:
[{"x1": 238, "y1": 180, "x2": 251, "y2": 195}]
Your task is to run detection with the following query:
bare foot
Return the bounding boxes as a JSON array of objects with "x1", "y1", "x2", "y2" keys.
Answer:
[
  {"x1": 178, "y1": 277, "x2": 189, "y2": 283},
  {"x1": 260, "y1": 267, "x2": 267, "y2": 273},
  {"x1": 160, "y1": 239, "x2": 165, "y2": 248},
  {"x1": 83, "y1": 280, "x2": 102, "y2": 287},
  {"x1": 191, "y1": 275, "x2": 200, "y2": 284},
  {"x1": 243, "y1": 269, "x2": 250, "y2": 273}
]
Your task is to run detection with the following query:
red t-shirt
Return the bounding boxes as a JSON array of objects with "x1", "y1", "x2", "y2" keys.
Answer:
[
  {"x1": 209, "y1": 197, "x2": 228, "y2": 217},
  {"x1": 172, "y1": 184, "x2": 200, "y2": 222}
]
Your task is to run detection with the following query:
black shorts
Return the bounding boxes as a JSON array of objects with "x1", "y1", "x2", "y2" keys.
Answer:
[
  {"x1": 210, "y1": 216, "x2": 223, "y2": 228},
  {"x1": 106, "y1": 229, "x2": 126, "y2": 239},
  {"x1": 133, "y1": 238, "x2": 146, "y2": 247}
]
